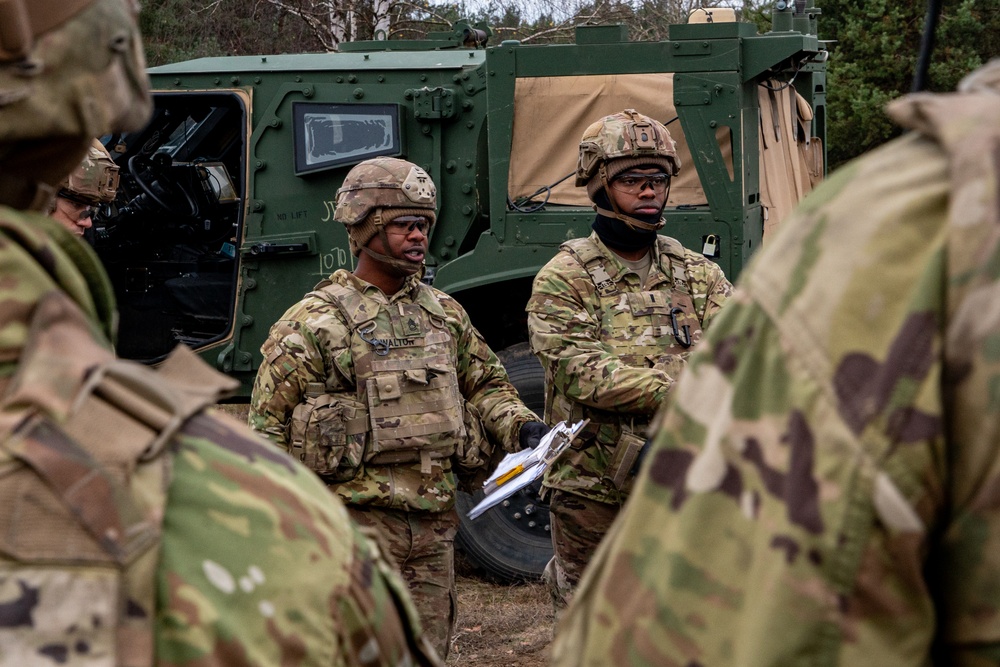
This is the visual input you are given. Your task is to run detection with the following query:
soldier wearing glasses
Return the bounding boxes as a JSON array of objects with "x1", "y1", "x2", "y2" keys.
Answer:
[
  {"x1": 49, "y1": 139, "x2": 119, "y2": 238},
  {"x1": 526, "y1": 109, "x2": 733, "y2": 610},
  {"x1": 250, "y1": 156, "x2": 546, "y2": 658}
]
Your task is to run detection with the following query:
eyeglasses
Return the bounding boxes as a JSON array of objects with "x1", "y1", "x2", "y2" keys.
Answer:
[
  {"x1": 610, "y1": 173, "x2": 670, "y2": 195},
  {"x1": 384, "y1": 216, "x2": 431, "y2": 235},
  {"x1": 59, "y1": 197, "x2": 97, "y2": 221}
]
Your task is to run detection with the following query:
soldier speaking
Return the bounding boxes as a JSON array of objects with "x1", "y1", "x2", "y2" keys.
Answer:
[{"x1": 249, "y1": 156, "x2": 548, "y2": 658}]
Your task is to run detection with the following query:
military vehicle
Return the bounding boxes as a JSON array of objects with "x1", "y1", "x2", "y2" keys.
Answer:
[{"x1": 93, "y1": 1, "x2": 827, "y2": 582}]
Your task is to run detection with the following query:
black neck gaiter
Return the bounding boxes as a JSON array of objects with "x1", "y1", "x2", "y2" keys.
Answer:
[{"x1": 590, "y1": 189, "x2": 661, "y2": 252}]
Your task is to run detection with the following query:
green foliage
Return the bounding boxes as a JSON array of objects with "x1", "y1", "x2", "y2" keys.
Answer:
[
  {"x1": 820, "y1": 0, "x2": 997, "y2": 168},
  {"x1": 742, "y1": 0, "x2": 997, "y2": 167}
]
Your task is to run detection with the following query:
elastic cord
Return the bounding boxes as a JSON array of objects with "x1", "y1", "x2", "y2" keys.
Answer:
[{"x1": 360, "y1": 221, "x2": 424, "y2": 273}]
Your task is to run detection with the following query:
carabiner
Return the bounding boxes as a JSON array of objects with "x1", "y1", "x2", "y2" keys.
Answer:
[
  {"x1": 669, "y1": 307, "x2": 692, "y2": 349},
  {"x1": 358, "y1": 321, "x2": 390, "y2": 356}
]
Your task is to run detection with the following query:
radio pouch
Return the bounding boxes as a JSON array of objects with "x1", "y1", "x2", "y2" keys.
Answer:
[{"x1": 604, "y1": 430, "x2": 646, "y2": 491}]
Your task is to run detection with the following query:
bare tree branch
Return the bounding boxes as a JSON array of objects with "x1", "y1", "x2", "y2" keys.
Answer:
[
  {"x1": 177, "y1": 0, "x2": 726, "y2": 56},
  {"x1": 192, "y1": 0, "x2": 226, "y2": 15}
]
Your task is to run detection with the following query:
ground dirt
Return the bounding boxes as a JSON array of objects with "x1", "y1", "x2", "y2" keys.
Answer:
[
  {"x1": 448, "y1": 555, "x2": 554, "y2": 666},
  {"x1": 218, "y1": 404, "x2": 554, "y2": 666}
]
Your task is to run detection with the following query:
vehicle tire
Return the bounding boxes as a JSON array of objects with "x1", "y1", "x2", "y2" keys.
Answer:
[{"x1": 455, "y1": 342, "x2": 553, "y2": 582}]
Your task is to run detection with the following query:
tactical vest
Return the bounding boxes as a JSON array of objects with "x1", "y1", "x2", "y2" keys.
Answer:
[
  {"x1": 563, "y1": 235, "x2": 703, "y2": 380},
  {"x1": 307, "y1": 280, "x2": 466, "y2": 475},
  {"x1": 0, "y1": 291, "x2": 236, "y2": 667},
  {"x1": 556, "y1": 236, "x2": 704, "y2": 490}
]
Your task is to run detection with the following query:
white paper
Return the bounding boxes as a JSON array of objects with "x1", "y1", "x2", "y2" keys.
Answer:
[{"x1": 467, "y1": 420, "x2": 587, "y2": 520}]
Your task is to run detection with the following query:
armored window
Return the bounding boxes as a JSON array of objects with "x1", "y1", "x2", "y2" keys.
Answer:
[{"x1": 293, "y1": 103, "x2": 401, "y2": 175}]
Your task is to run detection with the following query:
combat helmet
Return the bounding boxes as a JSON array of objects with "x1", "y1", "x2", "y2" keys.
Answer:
[
  {"x1": 0, "y1": 0, "x2": 151, "y2": 211},
  {"x1": 576, "y1": 109, "x2": 680, "y2": 232},
  {"x1": 60, "y1": 139, "x2": 120, "y2": 206},
  {"x1": 334, "y1": 157, "x2": 437, "y2": 269}
]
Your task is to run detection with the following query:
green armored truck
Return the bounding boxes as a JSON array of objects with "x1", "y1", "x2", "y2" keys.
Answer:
[{"x1": 93, "y1": 2, "x2": 827, "y2": 581}]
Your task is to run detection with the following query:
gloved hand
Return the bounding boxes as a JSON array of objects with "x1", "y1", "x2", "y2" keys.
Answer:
[{"x1": 518, "y1": 420, "x2": 551, "y2": 450}]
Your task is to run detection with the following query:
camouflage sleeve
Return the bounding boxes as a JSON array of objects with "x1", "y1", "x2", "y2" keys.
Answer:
[
  {"x1": 927, "y1": 87, "x2": 1000, "y2": 662},
  {"x1": 248, "y1": 299, "x2": 354, "y2": 448},
  {"x1": 438, "y1": 291, "x2": 539, "y2": 450},
  {"x1": 156, "y1": 410, "x2": 441, "y2": 667},
  {"x1": 942, "y1": 240, "x2": 1000, "y2": 665},
  {"x1": 527, "y1": 253, "x2": 673, "y2": 415}
]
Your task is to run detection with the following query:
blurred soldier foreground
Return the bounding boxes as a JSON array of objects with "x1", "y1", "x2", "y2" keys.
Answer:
[
  {"x1": 249, "y1": 156, "x2": 546, "y2": 658},
  {"x1": 551, "y1": 61, "x2": 1000, "y2": 666},
  {"x1": 0, "y1": 1, "x2": 440, "y2": 665},
  {"x1": 527, "y1": 109, "x2": 732, "y2": 611}
]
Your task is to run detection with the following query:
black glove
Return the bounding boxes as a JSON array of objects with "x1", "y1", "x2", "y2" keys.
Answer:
[{"x1": 519, "y1": 420, "x2": 551, "y2": 450}]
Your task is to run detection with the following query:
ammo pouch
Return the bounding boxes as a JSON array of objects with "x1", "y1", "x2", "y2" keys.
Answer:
[
  {"x1": 603, "y1": 429, "x2": 646, "y2": 492},
  {"x1": 289, "y1": 383, "x2": 367, "y2": 480},
  {"x1": 364, "y1": 357, "x2": 464, "y2": 473}
]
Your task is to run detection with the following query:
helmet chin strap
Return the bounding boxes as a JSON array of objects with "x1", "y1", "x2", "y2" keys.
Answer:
[
  {"x1": 360, "y1": 210, "x2": 425, "y2": 273},
  {"x1": 594, "y1": 167, "x2": 666, "y2": 232}
]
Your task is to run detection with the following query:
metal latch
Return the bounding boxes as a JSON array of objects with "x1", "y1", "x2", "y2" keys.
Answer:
[
  {"x1": 409, "y1": 86, "x2": 457, "y2": 120},
  {"x1": 246, "y1": 241, "x2": 309, "y2": 256}
]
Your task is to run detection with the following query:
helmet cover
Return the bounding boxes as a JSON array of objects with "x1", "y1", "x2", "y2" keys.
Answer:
[
  {"x1": 61, "y1": 138, "x2": 119, "y2": 205},
  {"x1": 334, "y1": 157, "x2": 437, "y2": 227},
  {"x1": 576, "y1": 109, "x2": 681, "y2": 188}
]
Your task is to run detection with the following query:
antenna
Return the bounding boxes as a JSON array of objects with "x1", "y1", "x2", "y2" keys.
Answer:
[{"x1": 912, "y1": 0, "x2": 943, "y2": 92}]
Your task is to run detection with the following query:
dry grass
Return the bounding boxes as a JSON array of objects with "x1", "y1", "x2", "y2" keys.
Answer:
[
  {"x1": 449, "y1": 558, "x2": 553, "y2": 667},
  {"x1": 217, "y1": 402, "x2": 250, "y2": 422}
]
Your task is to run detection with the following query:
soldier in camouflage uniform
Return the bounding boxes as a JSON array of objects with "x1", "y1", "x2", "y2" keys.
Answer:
[
  {"x1": 249, "y1": 156, "x2": 547, "y2": 658},
  {"x1": 551, "y1": 61, "x2": 1000, "y2": 666},
  {"x1": 48, "y1": 139, "x2": 119, "y2": 237},
  {"x1": 527, "y1": 109, "x2": 733, "y2": 610},
  {"x1": 0, "y1": 1, "x2": 440, "y2": 665}
]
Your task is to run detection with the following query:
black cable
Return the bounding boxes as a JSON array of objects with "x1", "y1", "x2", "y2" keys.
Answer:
[
  {"x1": 759, "y1": 51, "x2": 817, "y2": 92},
  {"x1": 760, "y1": 73, "x2": 798, "y2": 92},
  {"x1": 507, "y1": 170, "x2": 575, "y2": 212},
  {"x1": 507, "y1": 119, "x2": 679, "y2": 213}
]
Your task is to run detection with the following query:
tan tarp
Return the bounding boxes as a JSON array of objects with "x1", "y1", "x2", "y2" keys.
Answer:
[
  {"x1": 507, "y1": 73, "x2": 821, "y2": 238},
  {"x1": 688, "y1": 7, "x2": 737, "y2": 23},
  {"x1": 758, "y1": 80, "x2": 824, "y2": 239}
]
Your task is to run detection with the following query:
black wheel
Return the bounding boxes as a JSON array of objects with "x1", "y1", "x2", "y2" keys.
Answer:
[
  {"x1": 499, "y1": 342, "x2": 545, "y2": 413},
  {"x1": 455, "y1": 342, "x2": 553, "y2": 582}
]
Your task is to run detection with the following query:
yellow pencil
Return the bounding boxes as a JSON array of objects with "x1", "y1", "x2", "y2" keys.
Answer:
[{"x1": 495, "y1": 465, "x2": 525, "y2": 486}]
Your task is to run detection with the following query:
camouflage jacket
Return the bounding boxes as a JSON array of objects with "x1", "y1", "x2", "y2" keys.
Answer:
[
  {"x1": 249, "y1": 269, "x2": 538, "y2": 513},
  {"x1": 551, "y1": 61, "x2": 1000, "y2": 666},
  {"x1": 528, "y1": 232, "x2": 731, "y2": 505},
  {"x1": 0, "y1": 210, "x2": 440, "y2": 667}
]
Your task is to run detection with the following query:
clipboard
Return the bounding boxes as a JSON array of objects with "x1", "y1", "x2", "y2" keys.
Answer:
[{"x1": 467, "y1": 419, "x2": 588, "y2": 520}]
